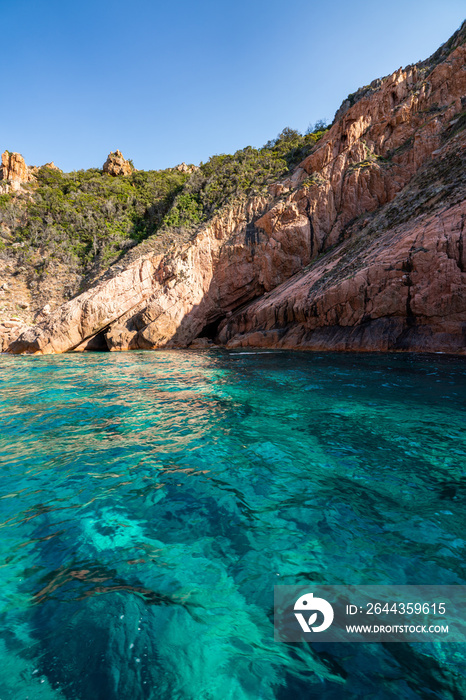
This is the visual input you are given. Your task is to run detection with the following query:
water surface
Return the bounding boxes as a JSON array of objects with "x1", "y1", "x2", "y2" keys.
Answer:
[{"x1": 0, "y1": 350, "x2": 465, "y2": 699}]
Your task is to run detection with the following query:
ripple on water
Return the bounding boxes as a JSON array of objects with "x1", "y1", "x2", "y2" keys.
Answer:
[{"x1": 0, "y1": 350, "x2": 465, "y2": 699}]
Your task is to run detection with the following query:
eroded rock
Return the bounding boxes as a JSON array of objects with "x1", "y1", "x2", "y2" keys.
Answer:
[
  {"x1": 6, "y1": 26, "x2": 466, "y2": 355},
  {"x1": 219, "y1": 137, "x2": 466, "y2": 354},
  {"x1": 174, "y1": 162, "x2": 199, "y2": 173},
  {"x1": 102, "y1": 150, "x2": 133, "y2": 176},
  {"x1": 0, "y1": 151, "x2": 33, "y2": 191}
]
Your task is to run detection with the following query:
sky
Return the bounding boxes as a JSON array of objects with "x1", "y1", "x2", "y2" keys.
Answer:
[{"x1": 1, "y1": 0, "x2": 464, "y2": 172}]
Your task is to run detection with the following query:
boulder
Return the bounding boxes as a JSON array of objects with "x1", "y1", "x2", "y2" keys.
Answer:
[{"x1": 102, "y1": 150, "x2": 132, "y2": 176}]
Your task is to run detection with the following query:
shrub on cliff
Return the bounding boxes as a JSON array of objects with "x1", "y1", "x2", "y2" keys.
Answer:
[
  {"x1": 163, "y1": 192, "x2": 203, "y2": 228},
  {"x1": 0, "y1": 166, "x2": 187, "y2": 270},
  {"x1": 163, "y1": 125, "x2": 327, "y2": 229},
  {"x1": 0, "y1": 124, "x2": 328, "y2": 273}
]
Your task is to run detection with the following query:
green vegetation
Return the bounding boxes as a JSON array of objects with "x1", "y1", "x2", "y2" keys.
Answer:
[
  {"x1": 346, "y1": 141, "x2": 391, "y2": 173},
  {"x1": 162, "y1": 192, "x2": 203, "y2": 228},
  {"x1": 0, "y1": 192, "x2": 14, "y2": 207},
  {"x1": 0, "y1": 166, "x2": 188, "y2": 269},
  {"x1": 163, "y1": 125, "x2": 327, "y2": 230},
  {"x1": 301, "y1": 173, "x2": 326, "y2": 188},
  {"x1": 0, "y1": 124, "x2": 328, "y2": 274}
]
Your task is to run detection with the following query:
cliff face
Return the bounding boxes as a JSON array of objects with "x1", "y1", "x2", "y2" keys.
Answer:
[
  {"x1": 0, "y1": 151, "x2": 32, "y2": 192},
  {"x1": 219, "y1": 137, "x2": 466, "y2": 352},
  {"x1": 8, "y1": 194, "x2": 305, "y2": 354},
  {"x1": 6, "y1": 23, "x2": 466, "y2": 355}
]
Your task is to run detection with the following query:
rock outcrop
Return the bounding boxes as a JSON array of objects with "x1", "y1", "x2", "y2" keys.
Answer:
[
  {"x1": 0, "y1": 151, "x2": 32, "y2": 191},
  {"x1": 102, "y1": 150, "x2": 132, "y2": 176},
  {"x1": 8, "y1": 257, "x2": 161, "y2": 354},
  {"x1": 9, "y1": 192, "x2": 312, "y2": 353},
  {"x1": 0, "y1": 318, "x2": 31, "y2": 352},
  {"x1": 218, "y1": 135, "x2": 466, "y2": 353},
  {"x1": 0, "y1": 151, "x2": 63, "y2": 192},
  {"x1": 174, "y1": 162, "x2": 199, "y2": 173},
  {"x1": 6, "y1": 23, "x2": 466, "y2": 355},
  {"x1": 28, "y1": 161, "x2": 62, "y2": 176}
]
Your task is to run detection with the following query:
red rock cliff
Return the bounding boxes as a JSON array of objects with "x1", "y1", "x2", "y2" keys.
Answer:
[
  {"x1": 0, "y1": 151, "x2": 33, "y2": 191},
  {"x1": 8, "y1": 23, "x2": 466, "y2": 355}
]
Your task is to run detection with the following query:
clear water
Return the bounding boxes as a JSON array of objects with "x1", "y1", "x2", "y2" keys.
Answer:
[{"x1": 0, "y1": 349, "x2": 465, "y2": 700}]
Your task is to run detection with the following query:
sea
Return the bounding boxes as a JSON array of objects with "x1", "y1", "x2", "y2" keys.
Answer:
[{"x1": 0, "y1": 349, "x2": 465, "y2": 699}]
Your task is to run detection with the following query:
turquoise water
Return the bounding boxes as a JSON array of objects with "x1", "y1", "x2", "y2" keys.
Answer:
[{"x1": 0, "y1": 349, "x2": 465, "y2": 699}]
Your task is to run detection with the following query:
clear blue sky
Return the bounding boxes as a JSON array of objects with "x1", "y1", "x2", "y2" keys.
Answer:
[{"x1": 1, "y1": 0, "x2": 464, "y2": 172}]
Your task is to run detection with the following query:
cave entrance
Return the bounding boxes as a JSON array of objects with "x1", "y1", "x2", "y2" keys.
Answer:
[
  {"x1": 196, "y1": 315, "x2": 226, "y2": 341},
  {"x1": 85, "y1": 328, "x2": 110, "y2": 351}
]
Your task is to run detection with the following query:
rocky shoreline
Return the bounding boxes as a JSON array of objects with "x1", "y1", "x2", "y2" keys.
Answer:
[{"x1": 2, "y1": 24, "x2": 465, "y2": 356}]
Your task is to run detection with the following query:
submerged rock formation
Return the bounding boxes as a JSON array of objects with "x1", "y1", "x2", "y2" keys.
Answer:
[{"x1": 6, "y1": 23, "x2": 466, "y2": 355}]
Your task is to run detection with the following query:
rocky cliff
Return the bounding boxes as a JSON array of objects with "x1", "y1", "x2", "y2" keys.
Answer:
[
  {"x1": 0, "y1": 151, "x2": 33, "y2": 192},
  {"x1": 5, "y1": 22, "x2": 466, "y2": 355},
  {"x1": 219, "y1": 139, "x2": 466, "y2": 353}
]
